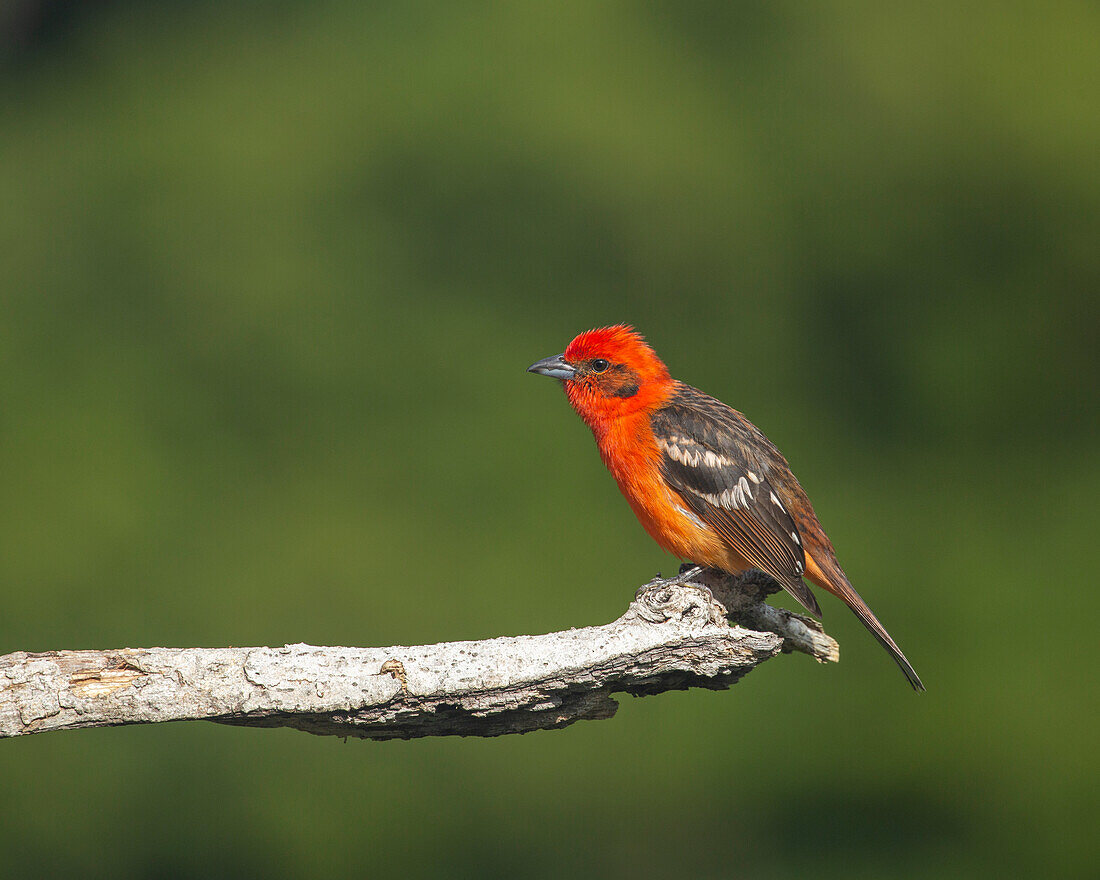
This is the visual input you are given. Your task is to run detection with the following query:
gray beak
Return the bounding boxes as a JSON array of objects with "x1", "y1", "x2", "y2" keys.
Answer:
[{"x1": 526, "y1": 353, "x2": 576, "y2": 380}]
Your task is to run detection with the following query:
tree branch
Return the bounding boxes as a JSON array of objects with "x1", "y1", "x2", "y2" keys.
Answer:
[{"x1": 0, "y1": 571, "x2": 838, "y2": 740}]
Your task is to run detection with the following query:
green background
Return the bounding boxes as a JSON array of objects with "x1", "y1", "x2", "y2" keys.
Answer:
[{"x1": 1, "y1": 2, "x2": 1096, "y2": 877}]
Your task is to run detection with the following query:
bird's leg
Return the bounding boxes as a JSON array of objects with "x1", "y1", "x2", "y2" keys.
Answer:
[
  {"x1": 635, "y1": 563, "x2": 706, "y2": 599},
  {"x1": 673, "y1": 563, "x2": 708, "y2": 585}
]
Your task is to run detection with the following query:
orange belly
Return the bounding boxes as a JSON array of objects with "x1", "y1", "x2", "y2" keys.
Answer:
[{"x1": 597, "y1": 412, "x2": 735, "y2": 569}]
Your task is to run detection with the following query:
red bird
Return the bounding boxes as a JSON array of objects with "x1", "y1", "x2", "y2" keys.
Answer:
[{"x1": 528, "y1": 325, "x2": 923, "y2": 690}]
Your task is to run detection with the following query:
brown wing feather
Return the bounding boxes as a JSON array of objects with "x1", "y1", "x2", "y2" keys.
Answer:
[
  {"x1": 702, "y1": 504, "x2": 822, "y2": 618},
  {"x1": 652, "y1": 384, "x2": 822, "y2": 617},
  {"x1": 658, "y1": 384, "x2": 924, "y2": 690}
]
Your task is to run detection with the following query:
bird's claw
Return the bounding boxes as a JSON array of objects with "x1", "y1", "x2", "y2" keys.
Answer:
[{"x1": 637, "y1": 564, "x2": 706, "y2": 597}]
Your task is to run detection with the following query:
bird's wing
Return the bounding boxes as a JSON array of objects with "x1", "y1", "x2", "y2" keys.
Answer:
[{"x1": 651, "y1": 385, "x2": 821, "y2": 617}]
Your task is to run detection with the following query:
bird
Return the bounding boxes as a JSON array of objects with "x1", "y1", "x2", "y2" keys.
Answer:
[{"x1": 527, "y1": 324, "x2": 923, "y2": 690}]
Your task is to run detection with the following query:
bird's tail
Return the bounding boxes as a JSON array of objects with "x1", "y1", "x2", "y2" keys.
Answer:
[{"x1": 806, "y1": 558, "x2": 924, "y2": 691}]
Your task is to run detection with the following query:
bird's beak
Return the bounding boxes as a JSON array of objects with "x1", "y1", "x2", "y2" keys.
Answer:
[{"x1": 526, "y1": 353, "x2": 577, "y2": 380}]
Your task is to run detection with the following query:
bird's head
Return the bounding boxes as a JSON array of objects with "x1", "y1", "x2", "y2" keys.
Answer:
[{"x1": 527, "y1": 325, "x2": 672, "y2": 426}]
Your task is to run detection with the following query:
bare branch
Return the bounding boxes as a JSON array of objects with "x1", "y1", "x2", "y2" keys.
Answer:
[{"x1": 0, "y1": 573, "x2": 838, "y2": 740}]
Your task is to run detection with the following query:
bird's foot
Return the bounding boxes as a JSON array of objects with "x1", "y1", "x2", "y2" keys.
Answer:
[
  {"x1": 678, "y1": 562, "x2": 707, "y2": 580},
  {"x1": 636, "y1": 563, "x2": 706, "y2": 599},
  {"x1": 631, "y1": 564, "x2": 729, "y2": 626}
]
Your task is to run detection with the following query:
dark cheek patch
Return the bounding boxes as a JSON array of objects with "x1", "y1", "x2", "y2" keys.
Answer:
[{"x1": 606, "y1": 365, "x2": 640, "y2": 398}]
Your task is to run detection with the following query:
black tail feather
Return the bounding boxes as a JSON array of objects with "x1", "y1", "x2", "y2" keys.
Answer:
[{"x1": 833, "y1": 579, "x2": 924, "y2": 691}]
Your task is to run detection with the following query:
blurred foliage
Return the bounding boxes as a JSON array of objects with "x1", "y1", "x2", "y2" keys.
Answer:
[{"x1": 1, "y1": 2, "x2": 1097, "y2": 878}]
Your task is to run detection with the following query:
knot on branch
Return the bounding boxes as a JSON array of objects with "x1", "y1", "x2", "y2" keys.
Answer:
[{"x1": 627, "y1": 575, "x2": 728, "y2": 627}]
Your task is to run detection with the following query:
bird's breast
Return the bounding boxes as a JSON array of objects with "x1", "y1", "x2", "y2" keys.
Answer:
[{"x1": 591, "y1": 415, "x2": 725, "y2": 564}]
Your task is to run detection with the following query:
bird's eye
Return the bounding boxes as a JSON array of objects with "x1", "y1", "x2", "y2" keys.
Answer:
[{"x1": 591, "y1": 358, "x2": 610, "y2": 373}]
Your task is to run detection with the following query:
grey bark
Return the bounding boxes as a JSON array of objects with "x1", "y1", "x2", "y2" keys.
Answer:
[{"x1": 0, "y1": 571, "x2": 838, "y2": 741}]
